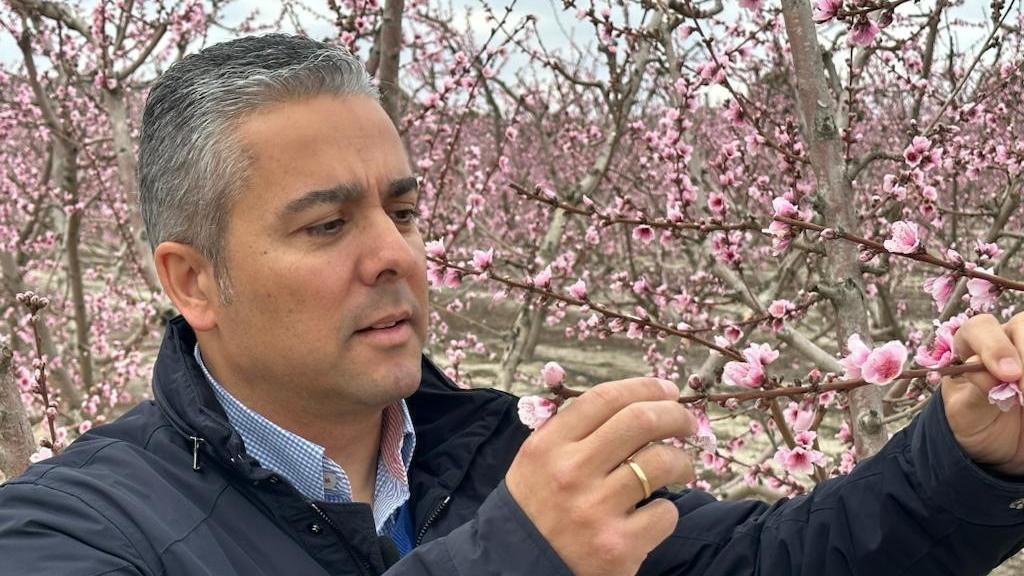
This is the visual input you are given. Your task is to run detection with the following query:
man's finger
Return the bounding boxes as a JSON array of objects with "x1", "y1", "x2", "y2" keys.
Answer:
[
  {"x1": 954, "y1": 314, "x2": 1023, "y2": 383},
  {"x1": 542, "y1": 378, "x2": 679, "y2": 442},
  {"x1": 581, "y1": 401, "x2": 696, "y2": 472},
  {"x1": 602, "y1": 443, "x2": 694, "y2": 511},
  {"x1": 1004, "y1": 313, "x2": 1024, "y2": 381}
]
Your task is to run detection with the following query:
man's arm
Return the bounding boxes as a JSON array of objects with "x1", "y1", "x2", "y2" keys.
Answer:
[
  {"x1": 640, "y1": 390, "x2": 1024, "y2": 575},
  {"x1": 0, "y1": 481, "x2": 148, "y2": 576}
]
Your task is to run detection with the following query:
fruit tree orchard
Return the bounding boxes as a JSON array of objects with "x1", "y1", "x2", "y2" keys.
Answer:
[{"x1": 1, "y1": 0, "x2": 1023, "y2": 532}]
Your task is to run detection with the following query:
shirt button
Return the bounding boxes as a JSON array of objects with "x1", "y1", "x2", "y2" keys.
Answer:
[
  {"x1": 323, "y1": 473, "x2": 338, "y2": 490},
  {"x1": 268, "y1": 475, "x2": 280, "y2": 485},
  {"x1": 308, "y1": 523, "x2": 324, "y2": 534},
  {"x1": 1009, "y1": 498, "x2": 1024, "y2": 510}
]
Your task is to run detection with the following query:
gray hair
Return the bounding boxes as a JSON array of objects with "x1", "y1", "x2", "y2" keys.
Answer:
[{"x1": 138, "y1": 34, "x2": 380, "y2": 302}]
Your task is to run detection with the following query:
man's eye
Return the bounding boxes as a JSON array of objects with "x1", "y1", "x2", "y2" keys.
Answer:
[
  {"x1": 393, "y1": 208, "x2": 422, "y2": 224},
  {"x1": 306, "y1": 219, "x2": 345, "y2": 237}
]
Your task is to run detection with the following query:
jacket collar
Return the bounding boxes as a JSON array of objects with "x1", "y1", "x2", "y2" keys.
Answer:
[{"x1": 152, "y1": 316, "x2": 519, "y2": 490}]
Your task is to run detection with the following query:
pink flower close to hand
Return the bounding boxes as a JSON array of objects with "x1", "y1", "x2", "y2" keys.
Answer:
[
  {"x1": 775, "y1": 445, "x2": 826, "y2": 475},
  {"x1": 989, "y1": 381, "x2": 1024, "y2": 412},
  {"x1": 693, "y1": 412, "x2": 718, "y2": 453},
  {"x1": 518, "y1": 396, "x2": 557, "y2": 430},
  {"x1": 861, "y1": 341, "x2": 908, "y2": 385},
  {"x1": 915, "y1": 324, "x2": 957, "y2": 369},
  {"x1": 883, "y1": 221, "x2": 921, "y2": 254},
  {"x1": 923, "y1": 273, "x2": 955, "y2": 311},
  {"x1": 967, "y1": 271, "x2": 999, "y2": 311},
  {"x1": 848, "y1": 16, "x2": 879, "y2": 46},
  {"x1": 540, "y1": 361, "x2": 566, "y2": 389},
  {"x1": 812, "y1": 0, "x2": 842, "y2": 23},
  {"x1": 784, "y1": 401, "x2": 816, "y2": 432}
]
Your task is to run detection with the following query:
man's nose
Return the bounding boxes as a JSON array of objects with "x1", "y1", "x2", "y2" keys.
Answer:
[{"x1": 356, "y1": 211, "x2": 420, "y2": 286}]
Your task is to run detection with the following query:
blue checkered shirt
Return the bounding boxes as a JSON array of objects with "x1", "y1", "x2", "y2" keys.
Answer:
[{"x1": 194, "y1": 344, "x2": 416, "y2": 538}]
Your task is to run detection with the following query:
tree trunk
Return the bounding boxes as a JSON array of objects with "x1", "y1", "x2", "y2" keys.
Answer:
[
  {"x1": 102, "y1": 89, "x2": 161, "y2": 294},
  {"x1": 780, "y1": 0, "x2": 887, "y2": 457},
  {"x1": 57, "y1": 142, "x2": 95, "y2": 394},
  {"x1": 0, "y1": 344, "x2": 34, "y2": 482},
  {"x1": 376, "y1": 0, "x2": 405, "y2": 126}
]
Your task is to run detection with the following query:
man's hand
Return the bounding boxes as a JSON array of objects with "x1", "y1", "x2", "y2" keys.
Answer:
[
  {"x1": 945, "y1": 312, "x2": 1024, "y2": 476},
  {"x1": 505, "y1": 378, "x2": 696, "y2": 576}
]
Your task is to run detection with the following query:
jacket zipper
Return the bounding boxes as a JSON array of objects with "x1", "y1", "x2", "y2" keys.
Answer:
[
  {"x1": 309, "y1": 502, "x2": 373, "y2": 576},
  {"x1": 416, "y1": 495, "x2": 452, "y2": 546}
]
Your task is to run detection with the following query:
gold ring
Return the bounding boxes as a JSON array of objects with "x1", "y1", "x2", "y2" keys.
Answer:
[{"x1": 625, "y1": 457, "x2": 652, "y2": 500}]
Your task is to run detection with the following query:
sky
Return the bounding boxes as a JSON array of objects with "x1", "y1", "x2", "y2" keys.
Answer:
[{"x1": 0, "y1": 1, "x2": 1005, "y2": 81}]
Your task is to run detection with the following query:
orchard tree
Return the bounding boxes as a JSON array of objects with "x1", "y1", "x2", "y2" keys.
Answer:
[{"x1": 1, "y1": 8, "x2": 1022, "y2": 575}]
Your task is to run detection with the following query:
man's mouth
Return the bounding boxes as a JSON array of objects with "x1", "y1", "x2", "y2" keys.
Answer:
[{"x1": 354, "y1": 311, "x2": 415, "y2": 345}]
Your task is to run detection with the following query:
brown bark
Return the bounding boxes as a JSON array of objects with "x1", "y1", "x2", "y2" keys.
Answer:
[
  {"x1": 779, "y1": 0, "x2": 887, "y2": 457},
  {"x1": 0, "y1": 344, "x2": 34, "y2": 481},
  {"x1": 376, "y1": 0, "x2": 405, "y2": 126},
  {"x1": 101, "y1": 89, "x2": 161, "y2": 294}
]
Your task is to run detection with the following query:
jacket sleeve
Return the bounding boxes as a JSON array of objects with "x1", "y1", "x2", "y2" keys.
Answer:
[
  {"x1": 640, "y1": 389, "x2": 1024, "y2": 576},
  {"x1": 385, "y1": 480, "x2": 572, "y2": 576},
  {"x1": 0, "y1": 480, "x2": 148, "y2": 576}
]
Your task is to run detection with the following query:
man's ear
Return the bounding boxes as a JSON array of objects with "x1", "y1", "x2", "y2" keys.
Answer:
[{"x1": 153, "y1": 242, "x2": 221, "y2": 332}]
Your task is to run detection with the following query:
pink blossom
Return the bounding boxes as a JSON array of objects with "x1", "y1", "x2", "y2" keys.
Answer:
[
  {"x1": 883, "y1": 221, "x2": 921, "y2": 254},
  {"x1": 771, "y1": 196, "x2": 799, "y2": 218},
  {"x1": 724, "y1": 324, "x2": 743, "y2": 343},
  {"x1": 967, "y1": 271, "x2": 999, "y2": 311},
  {"x1": 568, "y1": 278, "x2": 588, "y2": 300},
  {"x1": 989, "y1": 381, "x2": 1024, "y2": 412},
  {"x1": 775, "y1": 445, "x2": 826, "y2": 475},
  {"x1": 739, "y1": 0, "x2": 762, "y2": 10},
  {"x1": 848, "y1": 17, "x2": 879, "y2": 46},
  {"x1": 794, "y1": 430, "x2": 817, "y2": 447},
  {"x1": 472, "y1": 248, "x2": 493, "y2": 270},
  {"x1": 633, "y1": 225, "x2": 655, "y2": 244},
  {"x1": 861, "y1": 341, "x2": 908, "y2": 385},
  {"x1": 425, "y1": 239, "x2": 446, "y2": 258},
  {"x1": 533, "y1": 266, "x2": 553, "y2": 288},
  {"x1": 839, "y1": 334, "x2": 872, "y2": 381},
  {"x1": 783, "y1": 401, "x2": 816, "y2": 432},
  {"x1": 693, "y1": 412, "x2": 718, "y2": 453},
  {"x1": 722, "y1": 358, "x2": 765, "y2": 389},
  {"x1": 923, "y1": 273, "x2": 955, "y2": 311},
  {"x1": 975, "y1": 240, "x2": 1002, "y2": 260},
  {"x1": 903, "y1": 136, "x2": 931, "y2": 167},
  {"x1": 540, "y1": 361, "x2": 566, "y2": 388},
  {"x1": 707, "y1": 192, "x2": 726, "y2": 214},
  {"x1": 767, "y1": 299, "x2": 794, "y2": 318},
  {"x1": 78, "y1": 420, "x2": 93, "y2": 434},
  {"x1": 915, "y1": 325, "x2": 956, "y2": 369},
  {"x1": 29, "y1": 447, "x2": 53, "y2": 463},
  {"x1": 722, "y1": 343, "x2": 779, "y2": 389},
  {"x1": 812, "y1": 0, "x2": 842, "y2": 23},
  {"x1": 518, "y1": 396, "x2": 557, "y2": 430}
]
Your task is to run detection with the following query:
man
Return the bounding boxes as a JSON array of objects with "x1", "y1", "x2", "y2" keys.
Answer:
[{"x1": 1, "y1": 33, "x2": 1023, "y2": 575}]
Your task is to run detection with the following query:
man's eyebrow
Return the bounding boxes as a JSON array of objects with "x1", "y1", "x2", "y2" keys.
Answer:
[
  {"x1": 280, "y1": 183, "x2": 363, "y2": 217},
  {"x1": 387, "y1": 177, "x2": 419, "y2": 198}
]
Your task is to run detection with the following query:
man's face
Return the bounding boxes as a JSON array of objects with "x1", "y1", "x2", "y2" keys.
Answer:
[{"x1": 209, "y1": 95, "x2": 428, "y2": 413}]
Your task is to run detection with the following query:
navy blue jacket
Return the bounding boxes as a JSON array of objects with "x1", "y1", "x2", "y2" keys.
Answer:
[{"x1": 1, "y1": 316, "x2": 1023, "y2": 575}]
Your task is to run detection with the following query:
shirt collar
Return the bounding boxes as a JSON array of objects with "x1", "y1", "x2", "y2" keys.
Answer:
[{"x1": 193, "y1": 344, "x2": 416, "y2": 512}]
